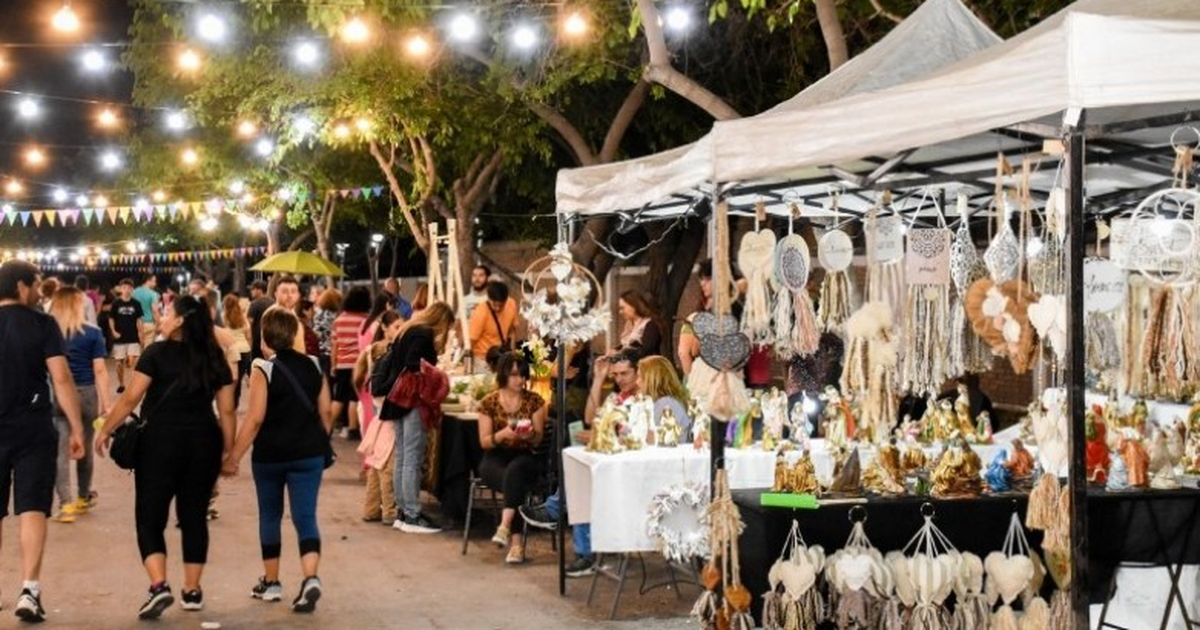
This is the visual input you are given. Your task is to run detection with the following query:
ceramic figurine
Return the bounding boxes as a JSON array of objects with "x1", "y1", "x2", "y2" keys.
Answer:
[
  {"x1": 588, "y1": 404, "x2": 626, "y2": 454},
  {"x1": 1006, "y1": 438, "x2": 1035, "y2": 487},
  {"x1": 1085, "y1": 407, "x2": 1111, "y2": 485},
  {"x1": 1118, "y1": 431, "x2": 1150, "y2": 488},
  {"x1": 657, "y1": 408, "x2": 682, "y2": 448},
  {"x1": 1106, "y1": 453, "x2": 1130, "y2": 491},
  {"x1": 821, "y1": 387, "x2": 851, "y2": 449},
  {"x1": 931, "y1": 439, "x2": 983, "y2": 498},
  {"x1": 1128, "y1": 400, "x2": 1150, "y2": 435},
  {"x1": 954, "y1": 384, "x2": 978, "y2": 440},
  {"x1": 985, "y1": 450, "x2": 1012, "y2": 493},
  {"x1": 1149, "y1": 428, "x2": 1181, "y2": 490},
  {"x1": 974, "y1": 411, "x2": 994, "y2": 444},
  {"x1": 787, "y1": 452, "x2": 820, "y2": 495},
  {"x1": 771, "y1": 452, "x2": 789, "y2": 492},
  {"x1": 828, "y1": 448, "x2": 863, "y2": 495},
  {"x1": 1188, "y1": 393, "x2": 1200, "y2": 435}
]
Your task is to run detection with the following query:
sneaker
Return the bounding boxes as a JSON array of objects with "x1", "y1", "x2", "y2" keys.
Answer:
[
  {"x1": 15, "y1": 589, "x2": 44, "y2": 623},
  {"x1": 519, "y1": 504, "x2": 558, "y2": 531},
  {"x1": 180, "y1": 589, "x2": 203, "y2": 611},
  {"x1": 250, "y1": 577, "x2": 282, "y2": 602},
  {"x1": 137, "y1": 583, "x2": 174, "y2": 620},
  {"x1": 49, "y1": 509, "x2": 75, "y2": 524},
  {"x1": 505, "y1": 545, "x2": 526, "y2": 565},
  {"x1": 398, "y1": 514, "x2": 440, "y2": 534},
  {"x1": 565, "y1": 556, "x2": 596, "y2": 578},
  {"x1": 491, "y1": 525, "x2": 511, "y2": 547},
  {"x1": 337, "y1": 427, "x2": 349, "y2": 439},
  {"x1": 291, "y1": 576, "x2": 322, "y2": 614},
  {"x1": 72, "y1": 498, "x2": 90, "y2": 514}
]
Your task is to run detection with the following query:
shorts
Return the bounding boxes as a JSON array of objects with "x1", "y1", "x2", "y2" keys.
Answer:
[
  {"x1": 112, "y1": 343, "x2": 142, "y2": 360},
  {"x1": 332, "y1": 368, "x2": 357, "y2": 403},
  {"x1": 0, "y1": 421, "x2": 58, "y2": 517}
]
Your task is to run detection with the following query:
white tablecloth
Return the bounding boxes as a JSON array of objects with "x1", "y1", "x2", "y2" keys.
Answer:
[{"x1": 562, "y1": 440, "x2": 1013, "y2": 554}]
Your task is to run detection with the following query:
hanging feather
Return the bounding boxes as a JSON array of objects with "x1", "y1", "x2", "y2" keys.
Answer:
[
  {"x1": 840, "y1": 302, "x2": 899, "y2": 443},
  {"x1": 818, "y1": 270, "x2": 855, "y2": 333}
]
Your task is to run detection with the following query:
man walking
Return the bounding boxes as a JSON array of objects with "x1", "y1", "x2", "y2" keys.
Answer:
[
  {"x1": 247, "y1": 280, "x2": 273, "y2": 361},
  {"x1": 131, "y1": 275, "x2": 160, "y2": 348},
  {"x1": 108, "y1": 279, "x2": 144, "y2": 393},
  {"x1": 0, "y1": 260, "x2": 85, "y2": 622}
]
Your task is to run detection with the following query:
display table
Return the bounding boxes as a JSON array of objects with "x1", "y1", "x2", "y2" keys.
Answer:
[
  {"x1": 436, "y1": 413, "x2": 484, "y2": 523},
  {"x1": 562, "y1": 440, "x2": 1013, "y2": 554},
  {"x1": 733, "y1": 487, "x2": 1200, "y2": 629}
]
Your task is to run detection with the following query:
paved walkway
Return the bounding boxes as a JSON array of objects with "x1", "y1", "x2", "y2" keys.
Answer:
[{"x1": 0, "y1": 436, "x2": 695, "y2": 629}]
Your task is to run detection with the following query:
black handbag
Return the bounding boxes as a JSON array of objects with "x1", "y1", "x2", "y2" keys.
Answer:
[
  {"x1": 272, "y1": 358, "x2": 335, "y2": 469},
  {"x1": 109, "y1": 381, "x2": 179, "y2": 471}
]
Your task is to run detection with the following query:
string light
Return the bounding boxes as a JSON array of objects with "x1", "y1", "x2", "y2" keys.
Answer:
[
  {"x1": 229, "y1": 180, "x2": 245, "y2": 194},
  {"x1": 81, "y1": 49, "x2": 107, "y2": 72},
  {"x1": 51, "y1": 2, "x2": 80, "y2": 33},
  {"x1": 52, "y1": 189, "x2": 68, "y2": 203},
  {"x1": 74, "y1": 195, "x2": 88, "y2": 208},
  {"x1": 293, "y1": 41, "x2": 320, "y2": 67},
  {"x1": 178, "y1": 48, "x2": 202, "y2": 71},
  {"x1": 341, "y1": 17, "x2": 369, "y2": 44},
  {"x1": 24, "y1": 147, "x2": 46, "y2": 167},
  {"x1": 404, "y1": 34, "x2": 432, "y2": 58},
  {"x1": 196, "y1": 14, "x2": 228, "y2": 43},
  {"x1": 165, "y1": 110, "x2": 187, "y2": 131},
  {"x1": 152, "y1": 190, "x2": 167, "y2": 202},
  {"x1": 100, "y1": 151, "x2": 121, "y2": 170},
  {"x1": 332, "y1": 123, "x2": 350, "y2": 139},
  {"x1": 5, "y1": 180, "x2": 24, "y2": 195},
  {"x1": 254, "y1": 138, "x2": 274, "y2": 157},
  {"x1": 17, "y1": 98, "x2": 40, "y2": 120},
  {"x1": 293, "y1": 114, "x2": 316, "y2": 137},
  {"x1": 664, "y1": 6, "x2": 692, "y2": 32},
  {"x1": 236, "y1": 120, "x2": 257, "y2": 137},
  {"x1": 563, "y1": 11, "x2": 588, "y2": 37},
  {"x1": 511, "y1": 24, "x2": 539, "y2": 50},
  {"x1": 447, "y1": 12, "x2": 478, "y2": 42},
  {"x1": 97, "y1": 107, "x2": 119, "y2": 128},
  {"x1": 354, "y1": 117, "x2": 372, "y2": 133},
  {"x1": 200, "y1": 215, "x2": 219, "y2": 231},
  {"x1": 94, "y1": 194, "x2": 109, "y2": 207},
  {"x1": 181, "y1": 148, "x2": 199, "y2": 166}
]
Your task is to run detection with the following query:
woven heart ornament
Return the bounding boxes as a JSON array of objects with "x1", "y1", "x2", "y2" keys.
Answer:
[{"x1": 700, "y1": 332, "x2": 751, "y2": 372}]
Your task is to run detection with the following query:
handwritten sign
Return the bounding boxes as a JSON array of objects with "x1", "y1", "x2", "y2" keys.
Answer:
[
  {"x1": 905, "y1": 228, "x2": 951, "y2": 285},
  {"x1": 872, "y1": 214, "x2": 904, "y2": 263},
  {"x1": 1084, "y1": 258, "x2": 1125, "y2": 314},
  {"x1": 818, "y1": 230, "x2": 854, "y2": 272}
]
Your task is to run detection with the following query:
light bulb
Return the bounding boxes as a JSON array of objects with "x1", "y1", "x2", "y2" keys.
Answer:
[
  {"x1": 94, "y1": 194, "x2": 109, "y2": 207},
  {"x1": 17, "y1": 98, "x2": 39, "y2": 120},
  {"x1": 5, "y1": 180, "x2": 23, "y2": 195},
  {"x1": 52, "y1": 3, "x2": 80, "y2": 33},
  {"x1": 97, "y1": 108, "x2": 118, "y2": 127},
  {"x1": 341, "y1": 17, "x2": 369, "y2": 43},
  {"x1": 254, "y1": 138, "x2": 274, "y2": 157},
  {"x1": 152, "y1": 190, "x2": 167, "y2": 203},
  {"x1": 75, "y1": 195, "x2": 89, "y2": 207},
  {"x1": 181, "y1": 148, "x2": 199, "y2": 166},
  {"x1": 229, "y1": 180, "x2": 245, "y2": 194},
  {"x1": 52, "y1": 188, "x2": 68, "y2": 203},
  {"x1": 293, "y1": 115, "x2": 316, "y2": 136},
  {"x1": 293, "y1": 41, "x2": 320, "y2": 67},
  {"x1": 664, "y1": 6, "x2": 691, "y2": 32},
  {"x1": 802, "y1": 395, "x2": 817, "y2": 416},
  {"x1": 511, "y1": 24, "x2": 538, "y2": 50},
  {"x1": 100, "y1": 151, "x2": 121, "y2": 170},
  {"x1": 200, "y1": 216, "x2": 219, "y2": 231},
  {"x1": 81, "y1": 49, "x2": 106, "y2": 71},
  {"x1": 405, "y1": 34, "x2": 431, "y2": 58},
  {"x1": 236, "y1": 120, "x2": 257, "y2": 137},
  {"x1": 448, "y1": 13, "x2": 478, "y2": 42},
  {"x1": 196, "y1": 14, "x2": 227, "y2": 42},
  {"x1": 563, "y1": 12, "x2": 588, "y2": 37},
  {"x1": 178, "y1": 48, "x2": 201, "y2": 71},
  {"x1": 333, "y1": 123, "x2": 350, "y2": 139},
  {"x1": 165, "y1": 110, "x2": 187, "y2": 131},
  {"x1": 25, "y1": 147, "x2": 46, "y2": 167},
  {"x1": 354, "y1": 117, "x2": 371, "y2": 133}
]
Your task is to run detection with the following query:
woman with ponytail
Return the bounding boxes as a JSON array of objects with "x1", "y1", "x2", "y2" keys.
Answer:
[{"x1": 95, "y1": 295, "x2": 237, "y2": 620}]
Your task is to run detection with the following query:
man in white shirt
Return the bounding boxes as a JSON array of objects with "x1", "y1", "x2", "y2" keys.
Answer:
[{"x1": 461, "y1": 264, "x2": 490, "y2": 317}]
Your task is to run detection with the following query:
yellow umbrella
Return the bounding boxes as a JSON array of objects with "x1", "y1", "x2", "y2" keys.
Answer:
[{"x1": 250, "y1": 251, "x2": 344, "y2": 277}]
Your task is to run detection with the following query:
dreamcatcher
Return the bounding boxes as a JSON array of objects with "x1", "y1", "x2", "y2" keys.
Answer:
[
  {"x1": 762, "y1": 520, "x2": 826, "y2": 630},
  {"x1": 817, "y1": 195, "x2": 857, "y2": 333},
  {"x1": 740, "y1": 201, "x2": 777, "y2": 344},
  {"x1": 840, "y1": 302, "x2": 898, "y2": 443},
  {"x1": 826, "y1": 510, "x2": 891, "y2": 630},
  {"x1": 985, "y1": 512, "x2": 1048, "y2": 630},
  {"x1": 900, "y1": 196, "x2": 953, "y2": 396},
  {"x1": 896, "y1": 505, "x2": 959, "y2": 630},
  {"x1": 948, "y1": 194, "x2": 994, "y2": 377},
  {"x1": 773, "y1": 203, "x2": 821, "y2": 357},
  {"x1": 692, "y1": 469, "x2": 751, "y2": 630},
  {"x1": 865, "y1": 202, "x2": 906, "y2": 326}
]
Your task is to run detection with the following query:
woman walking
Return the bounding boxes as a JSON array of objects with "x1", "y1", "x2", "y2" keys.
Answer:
[
  {"x1": 224, "y1": 307, "x2": 332, "y2": 613},
  {"x1": 477, "y1": 351, "x2": 548, "y2": 564},
  {"x1": 48, "y1": 286, "x2": 111, "y2": 522},
  {"x1": 331, "y1": 287, "x2": 371, "y2": 440},
  {"x1": 223, "y1": 294, "x2": 252, "y2": 407},
  {"x1": 372, "y1": 302, "x2": 455, "y2": 533},
  {"x1": 94, "y1": 295, "x2": 236, "y2": 620}
]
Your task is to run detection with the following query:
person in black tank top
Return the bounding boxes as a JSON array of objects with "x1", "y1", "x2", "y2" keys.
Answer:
[{"x1": 224, "y1": 306, "x2": 332, "y2": 613}]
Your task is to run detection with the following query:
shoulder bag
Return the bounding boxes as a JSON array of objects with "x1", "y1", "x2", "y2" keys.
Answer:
[
  {"x1": 272, "y1": 358, "x2": 336, "y2": 469},
  {"x1": 109, "y1": 381, "x2": 180, "y2": 471}
]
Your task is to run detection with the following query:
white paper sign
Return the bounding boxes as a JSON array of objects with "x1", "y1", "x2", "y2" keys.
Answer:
[
  {"x1": 1084, "y1": 258, "x2": 1126, "y2": 314},
  {"x1": 872, "y1": 215, "x2": 904, "y2": 263},
  {"x1": 818, "y1": 230, "x2": 854, "y2": 272},
  {"x1": 905, "y1": 228, "x2": 951, "y2": 285}
]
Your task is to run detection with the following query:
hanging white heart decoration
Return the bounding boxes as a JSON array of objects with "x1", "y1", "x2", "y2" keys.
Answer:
[
  {"x1": 779, "y1": 557, "x2": 817, "y2": 598},
  {"x1": 738, "y1": 230, "x2": 777, "y2": 276},
  {"x1": 888, "y1": 551, "x2": 916, "y2": 607},
  {"x1": 984, "y1": 551, "x2": 1035, "y2": 605},
  {"x1": 837, "y1": 553, "x2": 875, "y2": 592},
  {"x1": 909, "y1": 553, "x2": 951, "y2": 605}
]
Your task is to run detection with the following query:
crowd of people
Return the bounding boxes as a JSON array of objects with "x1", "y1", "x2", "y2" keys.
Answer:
[{"x1": 0, "y1": 256, "x2": 709, "y2": 622}]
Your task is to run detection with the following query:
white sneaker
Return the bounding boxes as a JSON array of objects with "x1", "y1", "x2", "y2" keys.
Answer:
[{"x1": 337, "y1": 427, "x2": 349, "y2": 439}]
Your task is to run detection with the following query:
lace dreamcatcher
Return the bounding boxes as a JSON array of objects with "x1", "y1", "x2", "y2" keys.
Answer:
[
  {"x1": 900, "y1": 195, "x2": 953, "y2": 396},
  {"x1": 866, "y1": 202, "x2": 907, "y2": 327},
  {"x1": 948, "y1": 194, "x2": 994, "y2": 377},
  {"x1": 817, "y1": 196, "x2": 857, "y2": 333},
  {"x1": 773, "y1": 204, "x2": 821, "y2": 357}
]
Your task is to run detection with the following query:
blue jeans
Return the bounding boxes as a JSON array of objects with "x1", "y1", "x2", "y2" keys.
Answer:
[
  {"x1": 252, "y1": 456, "x2": 324, "y2": 560},
  {"x1": 392, "y1": 409, "x2": 427, "y2": 520},
  {"x1": 545, "y1": 491, "x2": 591, "y2": 559}
]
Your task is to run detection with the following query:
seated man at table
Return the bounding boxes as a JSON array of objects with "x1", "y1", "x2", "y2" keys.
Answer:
[{"x1": 521, "y1": 347, "x2": 641, "y2": 578}]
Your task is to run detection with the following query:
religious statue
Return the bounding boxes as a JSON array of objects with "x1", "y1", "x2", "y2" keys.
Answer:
[
  {"x1": 901, "y1": 438, "x2": 928, "y2": 473},
  {"x1": 787, "y1": 451, "x2": 820, "y2": 495},
  {"x1": 1085, "y1": 406, "x2": 1111, "y2": 485},
  {"x1": 1148, "y1": 428, "x2": 1181, "y2": 490},
  {"x1": 931, "y1": 439, "x2": 983, "y2": 498},
  {"x1": 974, "y1": 411, "x2": 994, "y2": 444},
  {"x1": 772, "y1": 452, "x2": 790, "y2": 492},
  {"x1": 656, "y1": 408, "x2": 683, "y2": 448},
  {"x1": 1117, "y1": 431, "x2": 1150, "y2": 488},
  {"x1": 821, "y1": 386, "x2": 853, "y2": 449},
  {"x1": 587, "y1": 403, "x2": 626, "y2": 454},
  {"x1": 954, "y1": 384, "x2": 978, "y2": 440},
  {"x1": 1188, "y1": 393, "x2": 1200, "y2": 435},
  {"x1": 1006, "y1": 439, "x2": 1036, "y2": 489},
  {"x1": 936, "y1": 399, "x2": 961, "y2": 443},
  {"x1": 863, "y1": 439, "x2": 905, "y2": 495},
  {"x1": 1128, "y1": 400, "x2": 1150, "y2": 435}
]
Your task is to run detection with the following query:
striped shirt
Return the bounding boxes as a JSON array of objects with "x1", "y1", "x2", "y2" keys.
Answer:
[{"x1": 332, "y1": 312, "x2": 367, "y2": 369}]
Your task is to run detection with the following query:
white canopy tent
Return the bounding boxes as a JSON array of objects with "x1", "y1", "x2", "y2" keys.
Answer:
[{"x1": 553, "y1": 0, "x2": 1000, "y2": 216}]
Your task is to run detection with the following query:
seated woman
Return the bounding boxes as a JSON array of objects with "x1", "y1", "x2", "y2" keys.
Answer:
[
  {"x1": 637, "y1": 356, "x2": 693, "y2": 436},
  {"x1": 477, "y1": 352, "x2": 548, "y2": 565}
]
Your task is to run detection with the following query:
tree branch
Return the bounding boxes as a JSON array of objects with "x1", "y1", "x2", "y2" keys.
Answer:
[
  {"x1": 867, "y1": 0, "x2": 904, "y2": 24},
  {"x1": 529, "y1": 101, "x2": 598, "y2": 166},
  {"x1": 599, "y1": 80, "x2": 651, "y2": 162},
  {"x1": 461, "y1": 150, "x2": 505, "y2": 212},
  {"x1": 636, "y1": 0, "x2": 740, "y2": 121},
  {"x1": 814, "y1": 0, "x2": 850, "y2": 71},
  {"x1": 287, "y1": 227, "x2": 315, "y2": 251},
  {"x1": 369, "y1": 139, "x2": 430, "y2": 252}
]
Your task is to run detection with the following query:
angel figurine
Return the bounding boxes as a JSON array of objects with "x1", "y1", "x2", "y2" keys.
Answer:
[
  {"x1": 821, "y1": 387, "x2": 852, "y2": 449},
  {"x1": 1149, "y1": 428, "x2": 1181, "y2": 490},
  {"x1": 788, "y1": 401, "x2": 814, "y2": 450},
  {"x1": 656, "y1": 408, "x2": 683, "y2": 448},
  {"x1": 954, "y1": 384, "x2": 978, "y2": 440},
  {"x1": 587, "y1": 405, "x2": 626, "y2": 454},
  {"x1": 760, "y1": 389, "x2": 788, "y2": 451}
]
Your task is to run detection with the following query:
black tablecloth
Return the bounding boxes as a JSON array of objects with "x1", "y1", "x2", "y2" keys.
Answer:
[
  {"x1": 733, "y1": 486, "x2": 1200, "y2": 622},
  {"x1": 436, "y1": 414, "x2": 483, "y2": 522}
]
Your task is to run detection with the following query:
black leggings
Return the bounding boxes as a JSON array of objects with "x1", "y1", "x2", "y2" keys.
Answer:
[
  {"x1": 478, "y1": 449, "x2": 545, "y2": 525},
  {"x1": 134, "y1": 421, "x2": 223, "y2": 564}
]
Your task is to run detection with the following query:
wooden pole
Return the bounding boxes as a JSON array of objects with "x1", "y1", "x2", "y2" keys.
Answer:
[
  {"x1": 556, "y1": 218, "x2": 568, "y2": 597},
  {"x1": 1064, "y1": 116, "x2": 1090, "y2": 630}
]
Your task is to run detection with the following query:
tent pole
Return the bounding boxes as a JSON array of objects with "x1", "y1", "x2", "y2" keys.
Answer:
[
  {"x1": 556, "y1": 215, "x2": 568, "y2": 597},
  {"x1": 1064, "y1": 116, "x2": 1090, "y2": 630}
]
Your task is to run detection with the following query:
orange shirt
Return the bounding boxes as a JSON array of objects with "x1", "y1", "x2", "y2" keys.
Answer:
[{"x1": 469, "y1": 298, "x2": 518, "y2": 358}]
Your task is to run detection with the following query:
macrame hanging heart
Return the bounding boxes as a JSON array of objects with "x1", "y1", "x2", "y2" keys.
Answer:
[
  {"x1": 739, "y1": 226, "x2": 777, "y2": 344},
  {"x1": 899, "y1": 505, "x2": 960, "y2": 630},
  {"x1": 762, "y1": 520, "x2": 825, "y2": 630}
]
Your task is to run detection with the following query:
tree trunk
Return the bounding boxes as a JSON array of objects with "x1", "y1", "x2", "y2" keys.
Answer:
[
  {"x1": 814, "y1": 0, "x2": 850, "y2": 71},
  {"x1": 389, "y1": 235, "x2": 401, "y2": 279}
]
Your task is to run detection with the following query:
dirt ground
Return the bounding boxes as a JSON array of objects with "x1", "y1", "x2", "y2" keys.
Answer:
[{"x1": 0, "y1": 433, "x2": 697, "y2": 630}]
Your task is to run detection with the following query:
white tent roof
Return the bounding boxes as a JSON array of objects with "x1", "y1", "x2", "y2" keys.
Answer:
[
  {"x1": 554, "y1": 0, "x2": 1000, "y2": 216},
  {"x1": 709, "y1": 0, "x2": 1200, "y2": 184}
]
